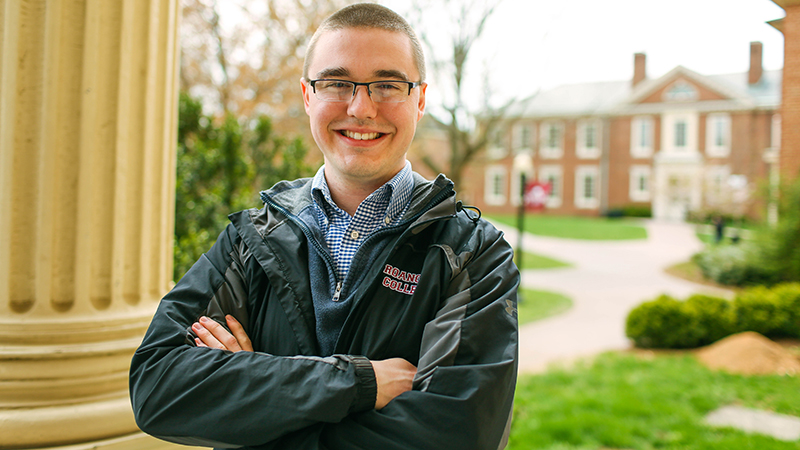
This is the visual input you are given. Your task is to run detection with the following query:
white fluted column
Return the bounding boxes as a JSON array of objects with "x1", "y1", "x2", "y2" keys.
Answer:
[{"x1": 0, "y1": 0, "x2": 181, "y2": 448}]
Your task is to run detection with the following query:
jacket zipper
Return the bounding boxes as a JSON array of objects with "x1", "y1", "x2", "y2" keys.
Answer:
[{"x1": 263, "y1": 186, "x2": 455, "y2": 303}]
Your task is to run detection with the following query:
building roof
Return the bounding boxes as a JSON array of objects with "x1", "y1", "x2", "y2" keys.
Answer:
[{"x1": 506, "y1": 68, "x2": 781, "y2": 119}]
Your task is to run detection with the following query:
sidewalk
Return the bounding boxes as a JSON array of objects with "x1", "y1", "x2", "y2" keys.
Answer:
[{"x1": 493, "y1": 219, "x2": 732, "y2": 373}]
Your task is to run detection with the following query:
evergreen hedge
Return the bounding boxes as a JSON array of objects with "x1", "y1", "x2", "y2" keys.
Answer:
[{"x1": 625, "y1": 283, "x2": 800, "y2": 349}]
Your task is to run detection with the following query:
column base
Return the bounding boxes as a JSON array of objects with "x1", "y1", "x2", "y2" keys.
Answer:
[{"x1": 25, "y1": 432, "x2": 204, "y2": 450}]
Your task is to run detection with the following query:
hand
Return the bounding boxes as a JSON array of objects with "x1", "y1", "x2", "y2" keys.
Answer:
[
  {"x1": 370, "y1": 358, "x2": 416, "y2": 410},
  {"x1": 192, "y1": 315, "x2": 253, "y2": 352}
]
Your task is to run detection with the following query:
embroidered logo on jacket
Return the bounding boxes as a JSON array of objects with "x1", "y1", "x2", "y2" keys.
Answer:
[{"x1": 382, "y1": 264, "x2": 420, "y2": 296}]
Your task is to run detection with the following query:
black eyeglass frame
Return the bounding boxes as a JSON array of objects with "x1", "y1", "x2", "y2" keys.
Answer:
[{"x1": 307, "y1": 79, "x2": 422, "y2": 101}]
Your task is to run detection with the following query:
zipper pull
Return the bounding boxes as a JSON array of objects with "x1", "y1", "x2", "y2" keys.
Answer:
[{"x1": 332, "y1": 282, "x2": 342, "y2": 302}]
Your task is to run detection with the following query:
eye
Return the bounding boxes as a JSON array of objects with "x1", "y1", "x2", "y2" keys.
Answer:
[
  {"x1": 319, "y1": 80, "x2": 351, "y2": 90},
  {"x1": 373, "y1": 82, "x2": 403, "y2": 91}
]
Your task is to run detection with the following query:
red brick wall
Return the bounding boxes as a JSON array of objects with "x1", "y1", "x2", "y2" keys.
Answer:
[{"x1": 782, "y1": 5, "x2": 800, "y2": 179}]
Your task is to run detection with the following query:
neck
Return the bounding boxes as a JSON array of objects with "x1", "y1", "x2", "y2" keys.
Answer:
[{"x1": 324, "y1": 169, "x2": 401, "y2": 216}]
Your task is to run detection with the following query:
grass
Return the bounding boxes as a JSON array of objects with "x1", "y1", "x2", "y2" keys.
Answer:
[
  {"x1": 664, "y1": 260, "x2": 738, "y2": 294},
  {"x1": 514, "y1": 251, "x2": 571, "y2": 270},
  {"x1": 509, "y1": 352, "x2": 800, "y2": 450},
  {"x1": 488, "y1": 214, "x2": 647, "y2": 240},
  {"x1": 517, "y1": 288, "x2": 573, "y2": 326}
]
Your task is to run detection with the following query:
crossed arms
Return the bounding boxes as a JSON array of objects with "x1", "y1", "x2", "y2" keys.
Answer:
[{"x1": 192, "y1": 314, "x2": 416, "y2": 410}]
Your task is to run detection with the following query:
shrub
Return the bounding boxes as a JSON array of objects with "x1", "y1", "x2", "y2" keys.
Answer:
[
  {"x1": 691, "y1": 243, "x2": 777, "y2": 287},
  {"x1": 621, "y1": 205, "x2": 652, "y2": 218},
  {"x1": 771, "y1": 283, "x2": 800, "y2": 338},
  {"x1": 627, "y1": 283, "x2": 800, "y2": 348},
  {"x1": 625, "y1": 295, "x2": 702, "y2": 348},
  {"x1": 685, "y1": 294, "x2": 735, "y2": 345},
  {"x1": 733, "y1": 286, "x2": 786, "y2": 337}
]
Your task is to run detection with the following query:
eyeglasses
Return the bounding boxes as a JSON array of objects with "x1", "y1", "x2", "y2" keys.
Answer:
[{"x1": 308, "y1": 79, "x2": 421, "y2": 103}]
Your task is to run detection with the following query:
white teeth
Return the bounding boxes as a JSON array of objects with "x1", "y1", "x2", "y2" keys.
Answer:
[{"x1": 343, "y1": 130, "x2": 379, "y2": 140}]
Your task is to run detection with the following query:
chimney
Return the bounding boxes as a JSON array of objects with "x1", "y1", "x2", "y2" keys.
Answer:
[
  {"x1": 749, "y1": 41, "x2": 763, "y2": 85},
  {"x1": 633, "y1": 53, "x2": 646, "y2": 87}
]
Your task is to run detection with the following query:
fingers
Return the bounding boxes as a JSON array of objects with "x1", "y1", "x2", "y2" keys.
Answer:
[
  {"x1": 192, "y1": 316, "x2": 243, "y2": 352},
  {"x1": 226, "y1": 315, "x2": 253, "y2": 352},
  {"x1": 371, "y1": 357, "x2": 417, "y2": 410}
]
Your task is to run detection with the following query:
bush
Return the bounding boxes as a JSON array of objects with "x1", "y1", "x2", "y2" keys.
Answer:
[
  {"x1": 626, "y1": 284, "x2": 800, "y2": 348},
  {"x1": 772, "y1": 283, "x2": 800, "y2": 338},
  {"x1": 625, "y1": 295, "x2": 702, "y2": 348},
  {"x1": 691, "y1": 243, "x2": 777, "y2": 287},
  {"x1": 685, "y1": 294, "x2": 735, "y2": 345},
  {"x1": 621, "y1": 205, "x2": 652, "y2": 218}
]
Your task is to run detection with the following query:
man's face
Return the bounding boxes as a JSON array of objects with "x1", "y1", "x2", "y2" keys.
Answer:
[{"x1": 301, "y1": 27, "x2": 426, "y2": 189}]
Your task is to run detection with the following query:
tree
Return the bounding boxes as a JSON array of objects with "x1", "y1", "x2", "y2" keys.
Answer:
[
  {"x1": 406, "y1": 0, "x2": 513, "y2": 189},
  {"x1": 179, "y1": 0, "x2": 355, "y2": 137},
  {"x1": 174, "y1": 92, "x2": 313, "y2": 280}
]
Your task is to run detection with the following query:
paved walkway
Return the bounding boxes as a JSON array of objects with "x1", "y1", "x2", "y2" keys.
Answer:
[{"x1": 493, "y1": 219, "x2": 733, "y2": 373}]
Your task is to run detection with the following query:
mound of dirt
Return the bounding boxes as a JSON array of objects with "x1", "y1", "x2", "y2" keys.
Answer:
[{"x1": 695, "y1": 332, "x2": 800, "y2": 376}]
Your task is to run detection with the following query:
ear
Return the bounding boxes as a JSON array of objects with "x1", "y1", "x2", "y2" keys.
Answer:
[
  {"x1": 416, "y1": 82, "x2": 427, "y2": 122},
  {"x1": 301, "y1": 78, "x2": 312, "y2": 115}
]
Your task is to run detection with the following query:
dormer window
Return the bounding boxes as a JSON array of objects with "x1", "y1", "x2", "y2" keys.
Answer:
[{"x1": 663, "y1": 80, "x2": 698, "y2": 102}]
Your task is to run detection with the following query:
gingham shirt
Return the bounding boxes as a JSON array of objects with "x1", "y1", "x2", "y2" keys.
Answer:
[{"x1": 311, "y1": 162, "x2": 413, "y2": 282}]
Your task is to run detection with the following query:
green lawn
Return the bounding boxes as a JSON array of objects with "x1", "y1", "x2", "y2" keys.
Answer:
[
  {"x1": 509, "y1": 352, "x2": 800, "y2": 450},
  {"x1": 488, "y1": 214, "x2": 647, "y2": 240},
  {"x1": 514, "y1": 251, "x2": 571, "y2": 270},
  {"x1": 517, "y1": 288, "x2": 573, "y2": 326}
]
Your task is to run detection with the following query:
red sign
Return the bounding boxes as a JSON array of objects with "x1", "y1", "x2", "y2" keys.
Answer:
[{"x1": 524, "y1": 181, "x2": 551, "y2": 210}]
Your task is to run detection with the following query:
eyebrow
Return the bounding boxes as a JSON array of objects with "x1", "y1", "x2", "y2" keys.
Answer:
[{"x1": 315, "y1": 67, "x2": 410, "y2": 81}]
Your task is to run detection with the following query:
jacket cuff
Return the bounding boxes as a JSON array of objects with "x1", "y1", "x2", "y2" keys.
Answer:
[{"x1": 346, "y1": 355, "x2": 377, "y2": 413}]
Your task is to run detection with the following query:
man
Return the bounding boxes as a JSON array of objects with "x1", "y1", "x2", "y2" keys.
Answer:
[{"x1": 130, "y1": 4, "x2": 518, "y2": 449}]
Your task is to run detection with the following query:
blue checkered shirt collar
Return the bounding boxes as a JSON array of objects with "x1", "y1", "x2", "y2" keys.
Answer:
[{"x1": 311, "y1": 161, "x2": 414, "y2": 281}]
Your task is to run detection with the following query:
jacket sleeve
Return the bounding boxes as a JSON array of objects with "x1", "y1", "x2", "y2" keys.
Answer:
[
  {"x1": 260, "y1": 221, "x2": 520, "y2": 450},
  {"x1": 129, "y1": 224, "x2": 377, "y2": 448}
]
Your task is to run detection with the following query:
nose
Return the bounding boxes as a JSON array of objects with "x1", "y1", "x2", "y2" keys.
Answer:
[{"x1": 347, "y1": 84, "x2": 378, "y2": 119}]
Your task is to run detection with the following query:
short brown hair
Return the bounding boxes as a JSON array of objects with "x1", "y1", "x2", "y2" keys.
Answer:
[{"x1": 303, "y1": 3, "x2": 426, "y2": 82}]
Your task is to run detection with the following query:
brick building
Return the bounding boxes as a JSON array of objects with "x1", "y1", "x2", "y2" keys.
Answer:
[{"x1": 441, "y1": 43, "x2": 782, "y2": 221}]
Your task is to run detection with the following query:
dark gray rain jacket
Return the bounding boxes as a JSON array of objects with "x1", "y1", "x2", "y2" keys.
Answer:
[{"x1": 129, "y1": 173, "x2": 519, "y2": 449}]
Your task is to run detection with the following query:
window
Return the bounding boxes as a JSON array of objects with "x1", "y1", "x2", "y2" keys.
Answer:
[
  {"x1": 538, "y1": 165, "x2": 563, "y2": 208},
  {"x1": 486, "y1": 127, "x2": 508, "y2": 160},
  {"x1": 663, "y1": 80, "x2": 698, "y2": 102},
  {"x1": 675, "y1": 120, "x2": 687, "y2": 148},
  {"x1": 631, "y1": 116, "x2": 654, "y2": 158},
  {"x1": 661, "y1": 112, "x2": 698, "y2": 155},
  {"x1": 539, "y1": 122, "x2": 563, "y2": 159},
  {"x1": 574, "y1": 165, "x2": 600, "y2": 209},
  {"x1": 512, "y1": 122, "x2": 534, "y2": 152},
  {"x1": 629, "y1": 165, "x2": 651, "y2": 202},
  {"x1": 705, "y1": 114, "x2": 731, "y2": 158},
  {"x1": 577, "y1": 119, "x2": 602, "y2": 159},
  {"x1": 510, "y1": 167, "x2": 535, "y2": 206},
  {"x1": 484, "y1": 165, "x2": 507, "y2": 205}
]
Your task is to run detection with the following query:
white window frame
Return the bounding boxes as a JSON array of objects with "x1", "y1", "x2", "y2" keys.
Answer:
[
  {"x1": 510, "y1": 166, "x2": 536, "y2": 206},
  {"x1": 705, "y1": 113, "x2": 731, "y2": 158},
  {"x1": 577, "y1": 119, "x2": 602, "y2": 159},
  {"x1": 538, "y1": 164, "x2": 563, "y2": 208},
  {"x1": 661, "y1": 112, "x2": 699, "y2": 155},
  {"x1": 574, "y1": 165, "x2": 600, "y2": 209},
  {"x1": 512, "y1": 122, "x2": 534, "y2": 154},
  {"x1": 771, "y1": 114, "x2": 781, "y2": 150},
  {"x1": 629, "y1": 165, "x2": 652, "y2": 202},
  {"x1": 631, "y1": 116, "x2": 654, "y2": 158},
  {"x1": 484, "y1": 165, "x2": 507, "y2": 206},
  {"x1": 486, "y1": 127, "x2": 508, "y2": 160},
  {"x1": 539, "y1": 121, "x2": 564, "y2": 159},
  {"x1": 663, "y1": 80, "x2": 699, "y2": 102}
]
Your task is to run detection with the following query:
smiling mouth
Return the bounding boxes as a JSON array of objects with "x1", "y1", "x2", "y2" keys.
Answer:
[{"x1": 341, "y1": 130, "x2": 383, "y2": 140}]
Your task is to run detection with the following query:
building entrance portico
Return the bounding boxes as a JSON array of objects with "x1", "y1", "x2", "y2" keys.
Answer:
[{"x1": 653, "y1": 161, "x2": 703, "y2": 221}]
